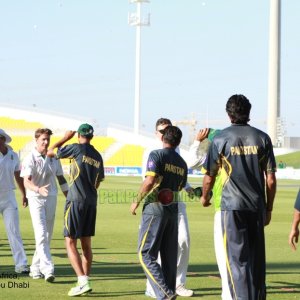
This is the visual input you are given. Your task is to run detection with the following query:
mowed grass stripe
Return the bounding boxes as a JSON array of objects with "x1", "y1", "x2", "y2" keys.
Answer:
[{"x1": 0, "y1": 177, "x2": 299, "y2": 299}]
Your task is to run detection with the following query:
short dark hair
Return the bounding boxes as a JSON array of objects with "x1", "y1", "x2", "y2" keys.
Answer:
[
  {"x1": 226, "y1": 94, "x2": 251, "y2": 124},
  {"x1": 155, "y1": 118, "x2": 172, "y2": 130},
  {"x1": 35, "y1": 128, "x2": 53, "y2": 139},
  {"x1": 162, "y1": 126, "x2": 182, "y2": 147}
]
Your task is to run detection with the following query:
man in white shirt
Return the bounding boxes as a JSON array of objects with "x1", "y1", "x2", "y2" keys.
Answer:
[
  {"x1": 21, "y1": 128, "x2": 68, "y2": 282},
  {"x1": 0, "y1": 129, "x2": 29, "y2": 274},
  {"x1": 143, "y1": 118, "x2": 194, "y2": 298}
]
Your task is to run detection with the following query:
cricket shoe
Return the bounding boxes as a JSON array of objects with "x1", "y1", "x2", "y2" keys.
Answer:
[
  {"x1": 15, "y1": 265, "x2": 30, "y2": 274},
  {"x1": 145, "y1": 289, "x2": 156, "y2": 298},
  {"x1": 45, "y1": 273, "x2": 55, "y2": 283},
  {"x1": 29, "y1": 272, "x2": 44, "y2": 279},
  {"x1": 68, "y1": 281, "x2": 92, "y2": 297},
  {"x1": 176, "y1": 285, "x2": 194, "y2": 297}
]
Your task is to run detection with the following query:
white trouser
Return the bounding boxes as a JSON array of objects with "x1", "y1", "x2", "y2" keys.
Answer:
[
  {"x1": 214, "y1": 211, "x2": 232, "y2": 300},
  {"x1": 28, "y1": 195, "x2": 57, "y2": 276},
  {"x1": 0, "y1": 190, "x2": 28, "y2": 269},
  {"x1": 146, "y1": 202, "x2": 190, "y2": 293}
]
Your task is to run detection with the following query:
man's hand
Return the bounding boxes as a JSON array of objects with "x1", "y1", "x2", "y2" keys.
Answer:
[
  {"x1": 64, "y1": 130, "x2": 76, "y2": 140},
  {"x1": 22, "y1": 196, "x2": 28, "y2": 208},
  {"x1": 185, "y1": 187, "x2": 195, "y2": 199},
  {"x1": 130, "y1": 202, "x2": 139, "y2": 215},
  {"x1": 38, "y1": 184, "x2": 50, "y2": 197},
  {"x1": 200, "y1": 196, "x2": 211, "y2": 207},
  {"x1": 289, "y1": 227, "x2": 299, "y2": 251},
  {"x1": 196, "y1": 128, "x2": 210, "y2": 142},
  {"x1": 264, "y1": 211, "x2": 272, "y2": 226}
]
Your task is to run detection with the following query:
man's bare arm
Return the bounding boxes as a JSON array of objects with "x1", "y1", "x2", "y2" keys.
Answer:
[
  {"x1": 200, "y1": 174, "x2": 215, "y2": 207},
  {"x1": 265, "y1": 172, "x2": 276, "y2": 226},
  {"x1": 130, "y1": 176, "x2": 156, "y2": 215},
  {"x1": 47, "y1": 130, "x2": 76, "y2": 157}
]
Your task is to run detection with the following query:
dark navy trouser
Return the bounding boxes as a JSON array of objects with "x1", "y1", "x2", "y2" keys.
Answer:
[
  {"x1": 138, "y1": 202, "x2": 178, "y2": 300},
  {"x1": 222, "y1": 210, "x2": 266, "y2": 300}
]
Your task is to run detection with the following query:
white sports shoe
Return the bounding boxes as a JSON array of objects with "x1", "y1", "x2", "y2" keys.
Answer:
[
  {"x1": 176, "y1": 285, "x2": 194, "y2": 297},
  {"x1": 145, "y1": 290, "x2": 156, "y2": 298},
  {"x1": 68, "y1": 281, "x2": 92, "y2": 297},
  {"x1": 29, "y1": 272, "x2": 44, "y2": 279}
]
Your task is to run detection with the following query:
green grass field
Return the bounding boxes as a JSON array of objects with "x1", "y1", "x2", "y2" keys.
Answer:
[
  {"x1": 1, "y1": 176, "x2": 300, "y2": 299},
  {"x1": 276, "y1": 151, "x2": 300, "y2": 169}
]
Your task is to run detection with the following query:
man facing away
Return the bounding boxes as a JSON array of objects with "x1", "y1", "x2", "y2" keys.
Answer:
[
  {"x1": 47, "y1": 123, "x2": 104, "y2": 297},
  {"x1": 131, "y1": 126, "x2": 188, "y2": 300},
  {"x1": 201, "y1": 94, "x2": 277, "y2": 300},
  {"x1": 142, "y1": 118, "x2": 193, "y2": 298}
]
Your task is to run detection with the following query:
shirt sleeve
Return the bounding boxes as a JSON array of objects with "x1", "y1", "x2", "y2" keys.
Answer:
[
  {"x1": 55, "y1": 160, "x2": 64, "y2": 176},
  {"x1": 264, "y1": 135, "x2": 277, "y2": 173},
  {"x1": 56, "y1": 144, "x2": 77, "y2": 159},
  {"x1": 145, "y1": 151, "x2": 159, "y2": 177},
  {"x1": 142, "y1": 148, "x2": 151, "y2": 179},
  {"x1": 294, "y1": 189, "x2": 300, "y2": 211},
  {"x1": 187, "y1": 140, "x2": 208, "y2": 169},
  {"x1": 20, "y1": 155, "x2": 33, "y2": 178},
  {"x1": 202, "y1": 141, "x2": 220, "y2": 176},
  {"x1": 14, "y1": 152, "x2": 21, "y2": 172},
  {"x1": 98, "y1": 157, "x2": 105, "y2": 181}
]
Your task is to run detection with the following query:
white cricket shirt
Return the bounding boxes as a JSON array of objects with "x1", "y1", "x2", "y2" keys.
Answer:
[
  {"x1": 0, "y1": 149, "x2": 20, "y2": 193},
  {"x1": 20, "y1": 148, "x2": 64, "y2": 198}
]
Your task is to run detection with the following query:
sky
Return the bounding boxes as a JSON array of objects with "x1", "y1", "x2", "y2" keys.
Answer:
[{"x1": 0, "y1": 0, "x2": 299, "y2": 143}]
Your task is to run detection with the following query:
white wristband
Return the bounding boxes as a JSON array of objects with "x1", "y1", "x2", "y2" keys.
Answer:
[
  {"x1": 35, "y1": 187, "x2": 39, "y2": 194},
  {"x1": 60, "y1": 183, "x2": 69, "y2": 192}
]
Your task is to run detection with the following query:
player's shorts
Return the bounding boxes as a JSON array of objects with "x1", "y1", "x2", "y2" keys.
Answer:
[{"x1": 63, "y1": 200, "x2": 97, "y2": 238}]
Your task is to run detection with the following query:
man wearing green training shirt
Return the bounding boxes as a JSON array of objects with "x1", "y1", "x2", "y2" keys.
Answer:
[{"x1": 187, "y1": 128, "x2": 232, "y2": 300}]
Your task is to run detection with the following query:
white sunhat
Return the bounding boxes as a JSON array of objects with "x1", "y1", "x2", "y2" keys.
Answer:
[{"x1": 0, "y1": 129, "x2": 12, "y2": 143}]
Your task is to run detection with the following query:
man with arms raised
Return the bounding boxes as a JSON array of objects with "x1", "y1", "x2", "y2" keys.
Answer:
[{"x1": 48, "y1": 123, "x2": 104, "y2": 297}]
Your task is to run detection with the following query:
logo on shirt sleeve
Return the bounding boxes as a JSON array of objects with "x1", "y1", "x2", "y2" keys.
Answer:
[{"x1": 147, "y1": 160, "x2": 155, "y2": 169}]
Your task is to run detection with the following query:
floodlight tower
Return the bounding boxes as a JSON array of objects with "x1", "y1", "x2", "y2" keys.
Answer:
[
  {"x1": 128, "y1": 0, "x2": 150, "y2": 135},
  {"x1": 267, "y1": 0, "x2": 281, "y2": 146}
]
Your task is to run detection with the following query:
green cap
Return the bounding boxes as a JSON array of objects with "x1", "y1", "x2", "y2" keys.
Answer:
[
  {"x1": 78, "y1": 123, "x2": 94, "y2": 137},
  {"x1": 208, "y1": 128, "x2": 221, "y2": 141}
]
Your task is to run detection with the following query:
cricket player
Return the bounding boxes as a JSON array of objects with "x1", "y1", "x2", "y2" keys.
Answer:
[
  {"x1": 142, "y1": 118, "x2": 193, "y2": 298},
  {"x1": 0, "y1": 129, "x2": 29, "y2": 274},
  {"x1": 201, "y1": 95, "x2": 277, "y2": 300},
  {"x1": 21, "y1": 128, "x2": 68, "y2": 282},
  {"x1": 131, "y1": 126, "x2": 188, "y2": 300},
  {"x1": 47, "y1": 123, "x2": 104, "y2": 297}
]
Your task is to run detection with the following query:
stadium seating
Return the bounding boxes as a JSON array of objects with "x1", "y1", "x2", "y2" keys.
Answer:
[
  {"x1": 0, "y1": 116, "x2": 43, "y2": 130},
  {"x1": 105, "y1": 144, "x2": 145, "y2": 166},
  {"x1": 1, "y1": 116, "x2": 145, "y2": 168},
  {"x1": 10, "y1": 136, "x2": 33, "y2": 152},
  {"x1": 91, "y1": 137, "x2": 116, "y2": 153}
]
